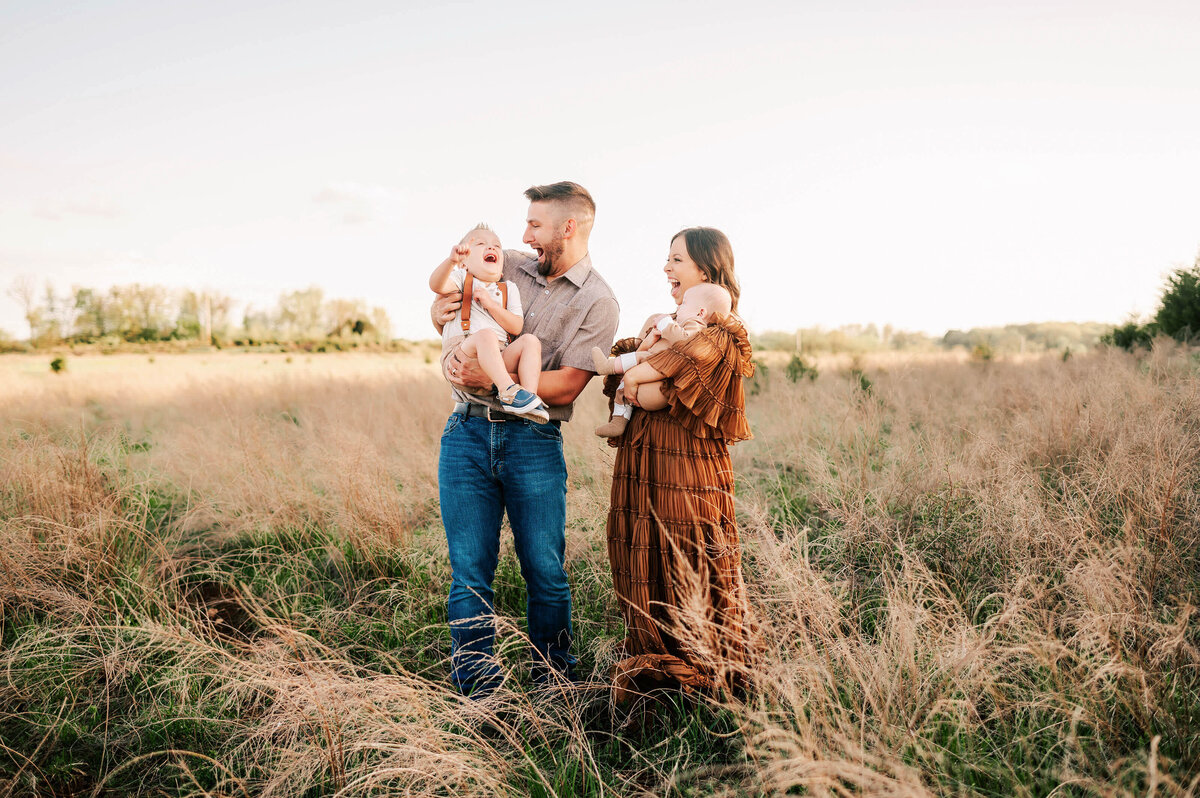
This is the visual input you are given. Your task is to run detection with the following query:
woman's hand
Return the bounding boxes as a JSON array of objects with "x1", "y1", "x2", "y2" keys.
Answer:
[{"x1": 622, "y1": 374, "x2": 641, "y2": 406}]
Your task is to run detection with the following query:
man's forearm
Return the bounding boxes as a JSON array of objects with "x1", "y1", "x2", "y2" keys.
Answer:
[{"x1": 530, "y1": 366, "x2": 592, "y2": 407}]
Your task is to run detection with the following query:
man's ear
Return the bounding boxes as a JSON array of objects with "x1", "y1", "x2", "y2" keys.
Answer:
[{"x1": 562, "y1": 217, "x2": 577, "y2": 239}]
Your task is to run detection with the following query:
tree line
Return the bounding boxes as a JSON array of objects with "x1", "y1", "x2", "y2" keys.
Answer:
[
  {"x1": 750, "y1": 321, "x2": 1114, "y2": 356},
  {"x1": 8, "y1": 253, "x2": 1197, "y2": 355},
  {"x1": 4, "y1": 278, "x2": 392, "y2": 348},
  {"x1": 752, "y1": 253, "x2": 1200, "y2": 356}
]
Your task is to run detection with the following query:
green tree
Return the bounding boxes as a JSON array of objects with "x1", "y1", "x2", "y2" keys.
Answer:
[
  {"x1": 276, "y1": 287, "x2": 325, "y2": 339},
  {"x1": 128, "y1": 284, "x2": 171, "y2": 340},
  {"x1": 72, "y1": 287, "x2": 116, "y2": 339},
  {"x1": 1154, "y1": 255, "x2": 1200, "y2": 341},
  {"x1": 174, "y1": 291, "x2": 204, "y2": 340}
]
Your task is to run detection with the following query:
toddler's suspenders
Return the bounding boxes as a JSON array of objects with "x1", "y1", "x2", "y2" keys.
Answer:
[{"x1": 460, "y1": 273, "x2": 513, "y2": 342}]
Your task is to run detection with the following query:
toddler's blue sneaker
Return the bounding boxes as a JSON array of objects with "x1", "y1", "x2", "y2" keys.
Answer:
[{"x1": 501, "y1": 387, "x2": 550, "y2": 423}]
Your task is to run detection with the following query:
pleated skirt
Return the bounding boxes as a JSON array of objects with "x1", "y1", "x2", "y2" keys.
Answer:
[{"x1": 606, "y1": 407, "x2": 755, "y2": 699}]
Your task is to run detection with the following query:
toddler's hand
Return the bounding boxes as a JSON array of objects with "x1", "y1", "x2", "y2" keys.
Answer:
[
  {"x1": 472, "y1": 283, "x2": 497, "y2": 310},
  {"x1": 449, "y1": 243, "x2": 470, "y2": 265}
]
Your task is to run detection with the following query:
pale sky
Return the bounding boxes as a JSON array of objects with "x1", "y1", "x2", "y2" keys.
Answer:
[{"x1": 2, "y1": 0, "x2": 1199, "y2": 341}]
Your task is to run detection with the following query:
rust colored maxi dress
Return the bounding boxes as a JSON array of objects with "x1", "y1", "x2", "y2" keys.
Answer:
[{"x1": 603, "y1": 314, "x2": 757, "y2": 700}]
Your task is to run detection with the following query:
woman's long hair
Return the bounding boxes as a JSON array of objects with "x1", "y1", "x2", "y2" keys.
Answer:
[{"x1": 672, "y1": 227, "x2": 740, "y2": 313}]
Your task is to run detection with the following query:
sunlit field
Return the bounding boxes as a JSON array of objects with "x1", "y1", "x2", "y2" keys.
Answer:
[{"x1": 2, "y1": 347, "x2": 1198, "y2": 796}]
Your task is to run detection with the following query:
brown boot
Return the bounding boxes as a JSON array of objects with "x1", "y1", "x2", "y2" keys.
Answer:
[
  {"x1": 594, "y1": 413, "x2": 629, "y2": 438},
  {"x1": 591, "y1": 347, "x2": 615, "y2": 375}
]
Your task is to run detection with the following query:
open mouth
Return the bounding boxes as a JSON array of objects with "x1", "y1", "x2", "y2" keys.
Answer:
[{"x1": 484, "y1": 253, "x2": 498, "y2": 264}]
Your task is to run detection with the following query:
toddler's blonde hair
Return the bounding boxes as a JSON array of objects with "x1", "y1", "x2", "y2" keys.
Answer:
[{"x1": 460, "y1": 222, "x2": 495, "y2": 242}]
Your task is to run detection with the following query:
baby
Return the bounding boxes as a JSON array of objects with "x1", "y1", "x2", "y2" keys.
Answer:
[
  {"x1": 591, "y1": 282, "x2": 732, "y2": 437},
  {"x1": 430, "y1": 224, "x2": 549, "y2": 423}
]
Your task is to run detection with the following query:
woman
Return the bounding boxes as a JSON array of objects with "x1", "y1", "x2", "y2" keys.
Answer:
[{"x1": 604, "y1": 226, "x2": 757, "y2": 701}]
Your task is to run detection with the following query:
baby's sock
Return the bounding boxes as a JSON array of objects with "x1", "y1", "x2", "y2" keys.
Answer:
[
  {"x1": 591, "y1": 348, "x2": 640, "y2": 376},
  {"x1": 614, "y1": 353, "x2": 639, "y2": 374},
  {"x1": 594, "y1": 383, "x2": 634, "y2": 438}
]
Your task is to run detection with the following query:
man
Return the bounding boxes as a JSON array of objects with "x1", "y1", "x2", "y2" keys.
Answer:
[{"x1": 433, "y1": 181, "x2": 619, "y2": 696}]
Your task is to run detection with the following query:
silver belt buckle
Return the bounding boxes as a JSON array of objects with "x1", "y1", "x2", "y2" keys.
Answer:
[{"x1": 486, "y1": 406, "x2": 508, "y2": 422}]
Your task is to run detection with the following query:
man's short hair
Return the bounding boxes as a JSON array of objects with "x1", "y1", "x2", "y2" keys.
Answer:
[{"x1": 524, "y1": 182, "x2": 595, "y2": 227}]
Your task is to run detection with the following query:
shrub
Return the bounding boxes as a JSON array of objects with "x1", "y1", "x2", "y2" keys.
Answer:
[
  {"x1": 746, "y1": 359, "x2": 770, "y2": 396},
  {"x1": 1101, "y1": 321, "x2": 1157, "y2": 351},
  {"x1": 1155, "y1": 256, "x2": 1200, "y2": 341},
  {"x1": 49, "y1": 357, "x2": 66, "y2": 373},
  {"x1": 785, "y1": 354, "x2": 818, "y2": 383}
]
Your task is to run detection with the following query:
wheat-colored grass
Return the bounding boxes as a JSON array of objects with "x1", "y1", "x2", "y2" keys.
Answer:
[{"x1": 1, "y1": 347, "x2": 1197, "y2": 796}]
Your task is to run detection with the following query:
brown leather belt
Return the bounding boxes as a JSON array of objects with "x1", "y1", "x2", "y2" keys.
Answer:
[{"x1": 453, "y1": 401, "x2": 558, "y2": 425}]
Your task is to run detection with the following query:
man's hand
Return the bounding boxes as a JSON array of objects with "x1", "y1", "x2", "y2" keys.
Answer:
[
  {"x1": 431, "y1": 291, "x2": 463, "y2": 335},
  {"x1": 445, "y1": 344, "x2": 493, "y2": 391}
]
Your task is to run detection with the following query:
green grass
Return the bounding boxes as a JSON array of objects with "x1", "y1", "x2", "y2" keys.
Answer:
[
  {"x1": 4, "y1": 351, "x2": 1199, "y2": 796},
  {"x1": 0, "y1": 477, "x2": 760, "y2": 796}
]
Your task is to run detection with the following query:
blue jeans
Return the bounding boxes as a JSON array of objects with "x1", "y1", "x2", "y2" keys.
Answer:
[{"x1": 438, "y1": 411, "x2": 577, "y2": 694}]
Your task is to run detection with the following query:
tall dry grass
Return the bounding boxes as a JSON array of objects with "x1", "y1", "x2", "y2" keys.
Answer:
[
  {"x1": 735, "y1": 346, "x2": 1200, "y2": 795},
  {"x1": 1, "y1": 348, "x2": 1197, "y2": 796}
]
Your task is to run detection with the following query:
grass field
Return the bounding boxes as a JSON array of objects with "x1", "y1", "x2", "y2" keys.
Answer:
[{"x1": 2, "y1": 347, "x2": 1198, "y2": 796}]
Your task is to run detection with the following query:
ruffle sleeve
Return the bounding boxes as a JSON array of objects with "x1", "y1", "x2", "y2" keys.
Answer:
[{"x1": 645, "y1": 314, "x2": 755, "y2": 443}]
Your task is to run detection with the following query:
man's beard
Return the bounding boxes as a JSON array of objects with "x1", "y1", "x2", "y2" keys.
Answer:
[{"x1": 537, "y1": 232, "x2": 566, "y2": 277}]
